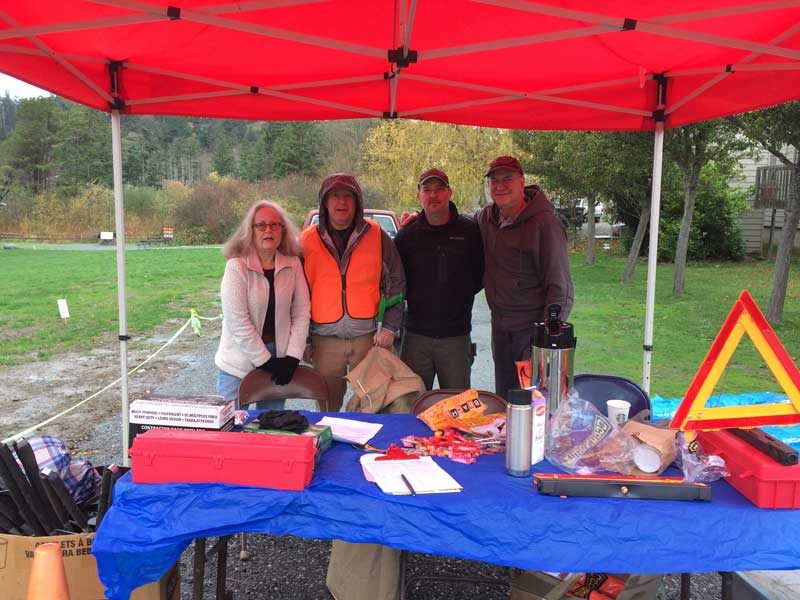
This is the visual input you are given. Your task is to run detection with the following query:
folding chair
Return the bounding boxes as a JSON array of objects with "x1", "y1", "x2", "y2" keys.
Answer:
[
  {"x1": 235, "y1": 365, "x2": 329, "y2": 561},
  {"x1": 411, "y1": 388, "x2": 507, "y2": 415},
  {"x1": 572, "y1": 373, "x2": 651, "y2": 421},
  {"x1": 402, "y1": 388, "x2": 510, "y2": 599}
]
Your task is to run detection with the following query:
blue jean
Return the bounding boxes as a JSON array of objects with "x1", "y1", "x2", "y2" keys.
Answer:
[{"x1": 217, "y1": 344, "x2": 284, "y2": 410}]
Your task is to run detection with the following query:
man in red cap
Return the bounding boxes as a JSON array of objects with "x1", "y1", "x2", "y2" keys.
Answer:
[
  {"x1": 478, "y1": 155, "x2": 574, "y2": 399},
  {"x1": 394, "y1": 168, "x2": 484, "y2": 389}
]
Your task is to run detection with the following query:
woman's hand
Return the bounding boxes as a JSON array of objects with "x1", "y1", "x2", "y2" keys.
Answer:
[
  {"x1": 303, "y1": 343, "x2": 313, "y2": 363},
  {"x1": 271, "y1": 356, "x2": 300, "y2": 385},
  {"x1": 373, "y1": 328, "x2": 395, "y2": 348}
]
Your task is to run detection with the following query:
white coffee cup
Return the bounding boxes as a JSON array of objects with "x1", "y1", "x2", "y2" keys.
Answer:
[{"x1": 606, "y1": 399, "x2": 631, "y2": 425}]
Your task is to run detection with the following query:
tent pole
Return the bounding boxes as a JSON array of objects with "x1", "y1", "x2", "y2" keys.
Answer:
[
  {"x1": 111, "y1": 109, "x2": 130, "y2": 465},
  {"x1": 642, "y1": 120, "x2": 664, "y2": 394}
]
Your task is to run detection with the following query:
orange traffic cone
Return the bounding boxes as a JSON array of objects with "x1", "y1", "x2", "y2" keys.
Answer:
[{"x1": 26, "y1": 542, "x2": 71, "y2": 600}]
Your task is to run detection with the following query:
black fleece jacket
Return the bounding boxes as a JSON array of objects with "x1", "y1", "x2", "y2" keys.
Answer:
[{"x1": 394, "y1": 202, "x2": 484, "y2": 338}]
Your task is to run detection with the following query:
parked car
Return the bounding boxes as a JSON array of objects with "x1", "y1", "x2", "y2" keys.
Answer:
[
  {"x1": 553, "y1": 202, "x2": 586, "y2": 229},
  {"x1": 302, "y1": 209, "x2": 400, "y2": 239},
  {"x1": 577, "y1": 199, "x2": 606, "y2": 223}
]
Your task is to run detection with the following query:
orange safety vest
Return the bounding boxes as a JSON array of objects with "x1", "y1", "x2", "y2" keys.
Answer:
[{"x1": 301, "y1": 220, "x2": 382, "y2": 324}]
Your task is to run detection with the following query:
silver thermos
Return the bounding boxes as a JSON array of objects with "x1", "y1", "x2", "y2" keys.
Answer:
[
  {"x1": 505, "y1": 389, "x2": 533, "y2": 477},
  {"x1": 531, "y1": 304, "x2": 576, "y2": 418}
]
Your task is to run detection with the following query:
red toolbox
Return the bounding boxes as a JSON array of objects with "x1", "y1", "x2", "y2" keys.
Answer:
[
  {"x1": 699, "y1": 429, "x2": 800, "y2": 509},
  {"x1": 129, "y1": 429, "x2": 316, "y2": 491}
]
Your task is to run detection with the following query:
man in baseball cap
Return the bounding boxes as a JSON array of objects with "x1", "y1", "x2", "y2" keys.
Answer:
[
  {"x1": 476, "y1": 155, "x2": 574, "y2": 399},
  {"x1": 394, "y1": 167, "x2": 484, "y2": 390}
]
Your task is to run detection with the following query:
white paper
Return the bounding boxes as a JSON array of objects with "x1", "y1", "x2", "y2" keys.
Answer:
[
  {"x1": 359, "y1": 454, "x2": 462, "y2": 495},
  {"x1": 317, "y1": 416, "x2": 382, "y2": 445},
  {"x1": 57, "y1": 298, "x2": 70, "y2": 319}
]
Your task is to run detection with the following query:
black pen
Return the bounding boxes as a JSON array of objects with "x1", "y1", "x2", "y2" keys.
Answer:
[{"x1": 400, "y1": 474, "x2": 416, "y2": 496}]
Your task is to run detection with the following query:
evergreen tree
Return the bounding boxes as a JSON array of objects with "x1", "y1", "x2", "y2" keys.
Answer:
[
  {"x1": 267, "y1": 122, "x2": 322, "y2": 178},
  {"x1": 54, "y1": 104, "x2": 112, "y2": 193},
  {"x1": 2, "y1": 98, "x2": 61, "y2": 193},
  {"x1": 212, "y1": 127, "x2": 236, "y2": 176}
]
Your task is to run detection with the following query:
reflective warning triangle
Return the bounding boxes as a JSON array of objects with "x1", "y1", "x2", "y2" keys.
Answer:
[{"x1": 669, "y1": 290, "x2": 800, "y2": 431}]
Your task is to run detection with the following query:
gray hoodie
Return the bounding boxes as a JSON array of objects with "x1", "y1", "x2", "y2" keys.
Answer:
[
  {"x1": 476, "y1": 185, "x2": 574, "y2": 329},
  {"x1": 304, "y1": 173, "x2": 405, "y2": 339}
]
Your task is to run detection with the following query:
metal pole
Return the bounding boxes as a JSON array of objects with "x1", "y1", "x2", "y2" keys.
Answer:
[
  {"x1": 111, "y1": 109, "x2": 130, "y2": 464},
  {"x1": 642, "y1": 120, "x2": 664, "y2": 394}
]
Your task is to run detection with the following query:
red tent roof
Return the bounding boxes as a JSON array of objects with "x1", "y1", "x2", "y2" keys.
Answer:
[{"x1": 1, "y1": 0, "x2": 799, "y2": 130}]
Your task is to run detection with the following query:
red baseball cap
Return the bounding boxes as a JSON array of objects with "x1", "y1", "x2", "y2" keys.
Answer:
[{"x1": 485, "y1": 156, "x2": 523, "y2": 177}]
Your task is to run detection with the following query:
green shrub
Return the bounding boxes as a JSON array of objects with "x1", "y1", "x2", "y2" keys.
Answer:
[{"x1": 658, "y1": 161, "x2": 746, "y2": 261}]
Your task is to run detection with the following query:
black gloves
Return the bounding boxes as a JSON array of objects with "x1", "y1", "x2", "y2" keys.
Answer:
[
  {"x1": 256, "y1": 410, "x2": 308, "y2": 433},
  {"x1": 257, "y1": 356, "x2": 300, "y2": 386}
]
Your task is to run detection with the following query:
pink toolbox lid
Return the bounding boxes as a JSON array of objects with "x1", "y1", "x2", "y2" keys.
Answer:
[
  {"x1": 129, "y1": 428, "x2": 317, "y2": 489},
  {"x1": 129, "y1": 428, "x2": 315, "y2": 463}
]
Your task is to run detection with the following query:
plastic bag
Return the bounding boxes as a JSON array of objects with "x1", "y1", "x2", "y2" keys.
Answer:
[
  {"x1": 675, "y1": 432, "x2": 730, "y2": 483},
  {"x1": 545, "y1": 392, "x2": 639, "y2": 475},
  {"x1": 417, "y1": 389, "x2": 492, "y2": 431}
]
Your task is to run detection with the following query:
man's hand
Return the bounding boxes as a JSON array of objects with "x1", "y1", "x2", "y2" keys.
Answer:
[
  {"x1": 399, "y1": 211, "x2": 419, "y2": 228},
  {"x1": 373, "y1": 328, "x2": 395, "y2": 348},
  {"x1": 303, "y1": 343, "x2": 313, "y2": 363}
]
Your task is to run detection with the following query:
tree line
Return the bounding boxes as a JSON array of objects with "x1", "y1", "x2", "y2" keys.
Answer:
[{"x1": 0, "y1": 95, "x2": 796, "y2": 321}]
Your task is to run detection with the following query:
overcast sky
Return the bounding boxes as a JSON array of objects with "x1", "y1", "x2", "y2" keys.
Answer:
[{"x1": 0, "y1": 73, "x2": 51, "y2": 99}]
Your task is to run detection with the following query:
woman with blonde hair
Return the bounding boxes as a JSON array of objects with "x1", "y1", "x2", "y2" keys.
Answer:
[{"x1": 214, "y1": 200, "x2": 310, "y2": 407}]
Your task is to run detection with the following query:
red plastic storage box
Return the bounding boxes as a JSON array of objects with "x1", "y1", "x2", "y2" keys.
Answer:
[
  {"x1": 699, "y1": 429, "x2": 800, "y2": 509},
  {"x1": 129, "y1": 429, "x2": 316, "y2": 491}
]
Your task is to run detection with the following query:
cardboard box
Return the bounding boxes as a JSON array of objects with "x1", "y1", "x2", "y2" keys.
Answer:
[
  {"x1": 531, "y1": 392, "x2": 546, "y2": 465},
  {"x1": 511, "y1": 571, "x2": 662, "y2": 600},
  {"x1": 129, "y1": 418, "x2": 234, "y2": 448},
  {"x1": 0, "y1": 532, "x2": 179, "y2": 600},
  {"x1": 511, "y1": 571, "x2": 574, "y2": 600},
  {"x1": 129, "y1": 394, "x2": 233, "y2": 429}
]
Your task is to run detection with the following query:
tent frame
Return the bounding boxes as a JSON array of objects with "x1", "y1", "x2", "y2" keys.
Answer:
[{"x1": 3, "y1": 0, "x2": 799, "y2": 460}]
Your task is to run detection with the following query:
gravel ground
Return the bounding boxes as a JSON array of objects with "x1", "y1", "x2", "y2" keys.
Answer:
[{"x1": 0, "y1": 289, "x2": 729, "y2": 599}]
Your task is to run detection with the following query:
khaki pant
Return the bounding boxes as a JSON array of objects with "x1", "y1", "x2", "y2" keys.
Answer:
[
  {"x1": 311, "y1": 333, "x2": 373, "y2": 412},
  {"x1": 326, "y1": 541, "x2": 400, "y2": 600},
  {"x1": 325, "y1": 351, "x2": 411, "y2": 600}
]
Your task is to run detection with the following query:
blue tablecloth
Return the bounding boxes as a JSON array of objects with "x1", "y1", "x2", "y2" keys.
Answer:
[{"x1": 94, "y1": 412, "x2": 800, "y2": 600}]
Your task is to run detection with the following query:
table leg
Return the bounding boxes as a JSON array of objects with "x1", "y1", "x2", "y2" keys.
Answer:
[
  {"x1": 680, "y1": 573, "x2": 690, "y2": 600},
  {"x1": 399, "y1": 550, "x2": 408, "y2": 600},
  {"x1": 215, "y1": 536, "x2": 230, "y2": 600},
  {"x1": 192, "y1": 538, "x2": 206, "y2": 600},
  {"x1": 720, "y1": 572, "x2": 733, "y2": 600}
]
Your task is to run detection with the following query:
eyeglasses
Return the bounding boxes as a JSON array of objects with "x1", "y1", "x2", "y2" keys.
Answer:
[
  {"x1": 252, "y1": 222, "x2": 283, "y2": 232},
  {"x1": 489, "y1": 174, "x2": 517, "y2": 187}
]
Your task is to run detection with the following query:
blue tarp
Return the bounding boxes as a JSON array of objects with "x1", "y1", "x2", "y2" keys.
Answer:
[
  {"x1": 651, "y1": 392, "x2": 800, "y2": 450},
  {"x1": 94, "y1": 411, "x2": 800, "y2": 600}
]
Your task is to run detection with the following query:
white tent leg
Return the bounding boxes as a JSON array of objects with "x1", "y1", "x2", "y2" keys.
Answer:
[
  {"x1": 111, "y1": 109, "x2": 130, "y2": 464},
  {"x1": 642, "y1": 121, "x2": 665, "y2": 395}
]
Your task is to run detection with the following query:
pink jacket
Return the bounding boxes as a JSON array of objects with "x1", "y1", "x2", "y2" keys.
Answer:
[{"x1": 214, "y1": 250, "x2": 310, "y2": 379}]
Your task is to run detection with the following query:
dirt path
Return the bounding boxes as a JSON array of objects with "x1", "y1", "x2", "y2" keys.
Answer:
[{"x1": 0, "y1": 317, "x2": 221, "y2": 464}]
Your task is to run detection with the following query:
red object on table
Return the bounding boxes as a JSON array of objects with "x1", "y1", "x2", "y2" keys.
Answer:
[
  {"x1": 375, "y1": 443, "x2": 419, "y2": 461},
  {"x1": 129, "y1": 429, "x2": 316, "y2": 491},
  {"x1": 699, "y1": 429, "x2": 800, "y2": 508}
]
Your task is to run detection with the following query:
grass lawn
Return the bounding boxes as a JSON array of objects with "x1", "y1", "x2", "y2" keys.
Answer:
[
  {"x1": 0, "y1": 245, "x2": 797, "y2": 398},
  {"x1": 0, "y1": 246, "x2": 225, "y2": 365}
]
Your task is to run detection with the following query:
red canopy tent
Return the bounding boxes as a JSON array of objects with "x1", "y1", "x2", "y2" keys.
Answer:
[{"x1": 1, "y1": 0, "x2": 798, "y2": 454}]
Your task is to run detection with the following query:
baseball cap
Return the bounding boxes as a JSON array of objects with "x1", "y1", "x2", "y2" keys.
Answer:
[
  {"x1": 417, "y1": 168, "x2": 450, "y2": 188},
  {"x1": 485, "y1": 156, "x2": 523, "y2": 177}
]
